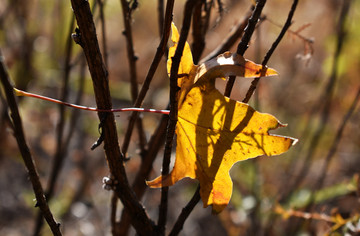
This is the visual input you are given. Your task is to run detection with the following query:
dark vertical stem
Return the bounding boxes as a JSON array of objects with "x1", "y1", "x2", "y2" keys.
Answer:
[
  {"x1": 14, "y1": 1, "x2": 35, "y2": 92},
  {"x1": 0, "y1": 51, "x2": 62, "y2": 236},
  {"x1": 119, "y1": 0, "x2": 138, "y2": 103},
  {"x1": 191, "y1": 1, "x2": 205, "y2": 64},
  {"x1": 110, "y1": 191, "x2": 119, "y2": 235},
  {"x1": 158, "y1": 0, "x2": 164, "y2": 37},
  {"x1": 253, "y1": 22, "x2": 262, "y2": 109},
  {"x1": 224, "y1": 0, "x2": 266, "y2": 97},
  {"x1": 97, "y1": 0, "x2": 108, "y2": 67},
  {"x1": 120, "y1": 0, "x2": 175, "y2": 156},
  {"x1": 70, "y1": 0, "x2": 155, "y2": 235},
  {"x1": 115, "y1": 2, "x2": 175, "y2": 230},
  {"x1": 119, "y1": 0, "x2": 147, "y2": 155},
  {"x1": 157, "y1": 1, "x2": 199, "y2": 233},
  {"x1": 242, "y1": 0, "x2": 298, "y2": 103},
  {"x1": 117, "y1": 109, "x2": 169, "y2": 235}
]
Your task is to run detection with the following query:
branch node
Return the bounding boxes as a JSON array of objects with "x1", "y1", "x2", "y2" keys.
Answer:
[
  {"x1": 71, "y1": 28, "x2": 83, "y2": 47},
  {"x1": 102, "y1": 176, "x2": 119, "y2": 191},
  {"x1": 91, "y1": 113, "x2": 108, "y2": 150}
]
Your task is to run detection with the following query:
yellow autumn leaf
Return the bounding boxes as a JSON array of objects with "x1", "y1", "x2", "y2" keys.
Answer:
[
  {"x1": 147, "y1": 22, "x2": 297, "y2": 213},
  {"x1": 167, "y1": 22, "x2": 195, "y2": 77},
  {"x1": 167, "y1": 23, "x2": 198, "y2": 108}
]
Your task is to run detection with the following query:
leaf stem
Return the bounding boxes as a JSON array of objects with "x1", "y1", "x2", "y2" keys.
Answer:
[{"x1": 14, "y1": 88, "x2": 170, "y2": 114}]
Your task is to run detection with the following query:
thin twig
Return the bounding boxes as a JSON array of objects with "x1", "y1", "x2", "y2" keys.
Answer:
[
  {"x1": 120, "y1": 0, "x2": 175, "y2": 155},
  {"x1": 224, "y1": 0, "x2": 266, "y2": 97},
  {"x1": 97, "y1": 0, "x2": 108, "y2": 67},
  {"x1": 55, "y1": 56, "x2": 87, "y2": 221},
  {"x1": 0, "y1": 51, "x2": 62, "y2": 236},
  {"x1": 110, "y1": 191, "x2": 119, "y2": 235},
  {"x1": 119, "y1": 0, "x2": 147, "y2": 155},
  {"x1": 158, "y1": 0, "x2": 164, "y2": 37},
  {"x1": 169, "y1": 185, "x2": 201, "y2": 236},
  {"x1": 242, "y1": 0, "x2": 298, "y2": 103},
  {"x1": 199, "y1": 7, "x2": 253, "y2": 64},
  {"x1": 266, "y1": 18, "x2": 314, "y2": 62},
  {"x1": 70, "y1": 1, "x2": 155, "y2": 235},
  {"x1": 119, "y1": 0, "x2": 138, "y2": 102},
  {"x1": 157, "y1": 0, "x2": 199, "y2": 233},
  {"x1": 191, "y1": 1, "x2": 205, "y2": 64},
  {"x1": 117, "y1": 110, "x2": 169, "y2": 235},
  {"x1": 63, "y1": 57, "x2": 87, "y2": 157},
  {"x1": 15, "y1": 89, "x2": 170, "y2": 114}
]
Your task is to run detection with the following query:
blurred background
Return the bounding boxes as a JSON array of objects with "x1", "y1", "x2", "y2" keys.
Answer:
[{"x1": 0, "y1": 0, "x2": 359, "y2": 235}]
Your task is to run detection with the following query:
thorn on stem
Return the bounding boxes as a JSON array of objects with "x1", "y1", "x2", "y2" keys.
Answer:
[
  {"x1": 91, "y1": 113, "x2": 108, "y2": 150},
  {"x1": 71, "y1": 27, "x2": 83, "y2": 46}
]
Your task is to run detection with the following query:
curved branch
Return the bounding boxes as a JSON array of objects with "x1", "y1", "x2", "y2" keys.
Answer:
[
  {"x1": 0, "y1": 51, "x2": 62, "y2": 236},
  {"x1": 70, "y1": 0, "x2": 155, "y2": 235}
]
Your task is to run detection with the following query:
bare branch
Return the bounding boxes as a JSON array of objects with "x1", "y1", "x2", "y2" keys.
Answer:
[
  {"x1": 70, "y1": 0, "x2": 155, "y2": 234},
  {"x1": 169, "y1": 186, "x2": 201, "y2": 236},
  {"x1": 242, "y1": 0, "x2": 299, "y2": 103},
  {"x1": 224, "y1": 0, "x2": 266, "y2": 97},
  {"x1": 158, "y1": 0, "x2": 200, "y2": 233},
  {"x1": 0, "y1": 50, "x2": 62, "y2": 236},
  {"x1": 119, "y1": 0, "x2": 147, "y2": 155},
  {"x1": 121, "y1": 0, "x2": 175, "y2": 156},
  {"x1": 199, "y1": 8, "x2": 253, "y2": 64}
]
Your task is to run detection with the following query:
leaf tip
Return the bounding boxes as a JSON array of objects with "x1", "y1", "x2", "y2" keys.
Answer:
[
  {"x1": 170, "y1": 22, "x2": 179, "y2": 44},
  {"x1": 291, "y1": 137, "x2": 299, "y2": 146},
  {"x1": 146, "y1": 174, "x2": 175, "y2": 188},
  {"x1": 265, "y1": 67, "x2": 279, "y2": 77},
  {"x1": 145, "y1": 178, "x2": 162, "y2": 188}
]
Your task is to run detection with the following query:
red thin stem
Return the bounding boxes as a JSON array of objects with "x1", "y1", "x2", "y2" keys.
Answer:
[{"x1": 15, "y1": 88, "x2": 170, "y2": 115}]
